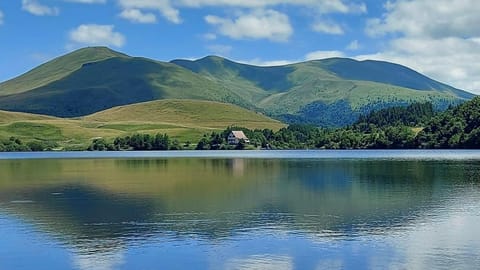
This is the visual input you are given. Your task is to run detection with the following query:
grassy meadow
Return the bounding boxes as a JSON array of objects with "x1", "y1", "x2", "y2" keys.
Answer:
[{"x1": 0, "y1": 99, "x2": 285, "y2": 150}]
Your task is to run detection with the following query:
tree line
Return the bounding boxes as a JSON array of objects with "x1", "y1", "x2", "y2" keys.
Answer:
[{"x1": 0, "y1": 137, "x2": 57, "y2": 152}]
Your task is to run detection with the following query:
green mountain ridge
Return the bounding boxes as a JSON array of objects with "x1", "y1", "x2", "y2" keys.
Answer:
[{"x1": 0, "y1": 47, "x2": 475, "y2": 126}]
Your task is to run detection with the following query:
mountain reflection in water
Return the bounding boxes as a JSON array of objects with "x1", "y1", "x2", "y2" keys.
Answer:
[{"x1": 1, "y1": 155, "x2": 480, "y2": 269}]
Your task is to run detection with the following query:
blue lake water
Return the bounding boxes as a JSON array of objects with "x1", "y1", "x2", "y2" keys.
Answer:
[{"x1": 1, "y1": 150, "x2": 480, "y2": 269}]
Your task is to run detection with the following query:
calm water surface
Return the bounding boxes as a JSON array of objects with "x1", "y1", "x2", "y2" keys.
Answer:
[{"x1": 1, "y1": 150, "x2": 480, "y2": 269}]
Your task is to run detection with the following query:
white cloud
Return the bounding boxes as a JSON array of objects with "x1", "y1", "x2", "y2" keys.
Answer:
[
  {"x1": 0, "y1": 10, "x2": 4, "y2": 25},
  {"x1": 346, "y1": 40, "x2": 359, "y2": 50},
  {"x1": 363, "y1": 0, "x2": 480, "y2": 93},
  {"x1": 119, "y1": 9, "x2": 157, "y2": 23},
  {"x1": 305, "y1": 50, "x2": 345, "y2": 60},
  {"x1": 205, "y1": 9, "x2": 292, "y2": 42},
  {"x1": 203, "y1": 33, "x2": 217, "y2": 40},
  {"x1": 22, "y1": 0, "x2": 59, "y2": 16},
  {"x1": 207, "y1": 44, "x2": 232, "y2": 56},
  {"x1": 65, "y1": 0, "x2": 106, "y2": 3},
  {"x1": 179, "y1": 0, "x2": 366, "y2": 14},
  {"x1": 242, "y1": 49, "x2": 347, "y2": 67},
  {"x1": 243, "y1": 58, "x2": 296, "y2": 67},
  {"x1": 118, "y1": 0, "x2": 181, "y2": 24},
  {"x1": 225, "y1": 255, "x2": 293, "y2": 270},
  {"x1": 73, "y1": 248, "x2": 125, "y2": 270},
  {"x1": 355, "y1": 37, "x2": 480, "y2": 93},
  {"x1": 116, "y1": 0, "x2": 365, "y2": 24},
  {"x1": 69, "y1": 24, "x2": 126, "y2": 47},
  {"x1": 312, "y1": 21, "x2": 344, "y2": 35},
  {"x1": 366, "y1": 0, "x2": 480, "y2": 38}
]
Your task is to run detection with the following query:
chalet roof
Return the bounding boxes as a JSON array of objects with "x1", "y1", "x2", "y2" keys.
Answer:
[{"x1": 230, "y1": 130, "x2": 248, "y2": 139}]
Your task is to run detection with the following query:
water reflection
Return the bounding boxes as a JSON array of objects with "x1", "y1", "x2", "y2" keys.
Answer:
[{"x1": 1, "y1": 157, "x2": 480, "y2": 269}]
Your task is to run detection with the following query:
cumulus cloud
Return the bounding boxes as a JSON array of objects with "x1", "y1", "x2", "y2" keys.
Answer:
[
  {"x1": 119, "y1": 9, "x2": 157, "y2": 23},
  {"x1": 203, "y1": 33, "x2": 217, "y2": 40},
  {"x1": 225, "y1": 255, "x2": 293, "y2": 270},
  {"x1": 69, "y1": 24, "x2": 126, "y2": 47},
  {"x1": 366, "y1": 0, "x2": 480, "y2": 38},
  {"x1": 242, "y1": 58, "x2": 296, "y2": 67},
  {"x1": 65, "y1": 0, "x2": 106, "y2": 3},
  {"x1": 205, "y1": 9, "x2": 292, "y2": 42},
  {"x1": 178, "y1": 0, "x2": 366, "y2": 14},
  {"x1": 346, "y1": 40, "x2": 359, "y2": 50},
  {"x1": 116, "y1": 0, "x2": 365, "y2": 25},
  {"x1": 305, "y1": 50, "x2": 345, "y2": 60},
  {"x1": 312, "y1": 21, "x2": 344, "y2": 35},
  {"x1": 118, "y1": 0, "x2": 181, "y2": 23},
  {"x1": 242, "y1": 49, "x2": 347, "y2": 67},
  {"x1": 207, "y1": 44, "x2": 233, "y2": 56},
  {"x1": 22, "y1": 0, "x2": 59, "y2": 16},
  {"x1": 363, "y1": 0, "x2": 480, "y2": 93}
]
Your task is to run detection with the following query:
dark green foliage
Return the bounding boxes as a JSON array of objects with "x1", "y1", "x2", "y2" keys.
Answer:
[
  {"x1": 416, "y1": 97, "x2": 480, "y2": 148},
  {"x1": 0, "y1": 137, "x2": 31, "y2": 152},
  {"x1": 0, "y1": 137, "x2": 58, "y2": 152},
  {"x1": 235, "y1": 139, "x2": 246, "y2": 150},
  {"x1": 88, "y1": 138, "x2": 114, "y2": 151},
  {"x1": 195, "y1": 136, "x2": 210, "y2": 150},
  {"x1": 26, "y1": 141, "x2": 47, "y2": 151},
  {"x1": 355, "y1": 102, "x2": 434, "y2": 127},
  {"x1": 88, "y1": 133, "x2": 172, "y2": 151}
]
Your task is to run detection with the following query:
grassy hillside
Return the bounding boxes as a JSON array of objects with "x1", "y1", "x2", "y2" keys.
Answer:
[
  {"x1": 0, "y1": 110, "x2": 56, "y2": 123},
  {"x1": 0, "y1": 47, "x2": 127, "y2": 96},
  {"x1": 85, "y1": 99, "x2": 284, "y2": 130},
  {"x1": 0, "y1": 99, "x2": 285, "y2": 150},
  {"x1": 0, "y1": 57, "x2": 254, "y2": 117}
]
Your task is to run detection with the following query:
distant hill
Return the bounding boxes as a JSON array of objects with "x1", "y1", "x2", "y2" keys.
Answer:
[
  {"x1": 0, "y1": 110, "x2": 55, "y2": 123},
  {"x1": 0, "y1": 47, "x2": 474, "y2": 126},
  {"x1": 84, "y1": 99, "x2": 285, "y2": 130},
  {"x1": 0, "y1": 99, "x2": 284, "y2": 150}
]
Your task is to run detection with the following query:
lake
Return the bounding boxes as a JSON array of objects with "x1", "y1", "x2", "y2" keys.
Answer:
[{"x1": 1, "y1": 150, "x2": 480, "y2": 269}]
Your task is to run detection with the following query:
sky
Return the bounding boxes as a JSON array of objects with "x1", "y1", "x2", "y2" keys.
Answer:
[{"x1": 0, "y1": 0, "x2": 479, "y2": 94}]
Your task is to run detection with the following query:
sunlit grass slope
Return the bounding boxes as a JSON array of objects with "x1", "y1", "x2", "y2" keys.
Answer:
[
  {"x1": 0, "y1": 47, "x2": 128, "y2": 96},
  {"x1": 0, "y1": 110, "x2": 56, "y2": 123},
  {"x1": 0, "y1": 99, "x2": 285, "y2": 149},
  {"x1": 84, "y1": 99, "x2": 284, "y2": 129}
]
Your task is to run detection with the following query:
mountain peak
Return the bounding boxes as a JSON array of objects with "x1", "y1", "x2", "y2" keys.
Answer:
[
  {"x1": 68, "y1": 46, "x2": 129, "y2": 59},
  {"x1": 0, "y1": 46, "x2": 129, "y2": 96}
]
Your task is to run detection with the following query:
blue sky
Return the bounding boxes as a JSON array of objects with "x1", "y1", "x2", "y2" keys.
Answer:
[{"x1": 1, "y1": 0, "x2": 480, "y2": 94}]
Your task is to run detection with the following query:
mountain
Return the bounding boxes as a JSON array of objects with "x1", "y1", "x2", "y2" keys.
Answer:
[
  {"x1": 0, "y1": 47, "x2": 474, "y2": 126},
  {"x1": 0, "y1": 47, "x2": 128, "y2": 96},
  {"x1": 173, "y1": 56, "x2": 474, "y2": 126},
  {"x1": 0, "y1": 50, "x2": 253, "y2": 117}
]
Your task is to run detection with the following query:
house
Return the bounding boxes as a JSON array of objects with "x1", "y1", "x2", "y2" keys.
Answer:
[{"x1": 228, "y1": 131, "x2": 250, "y2": 145}]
